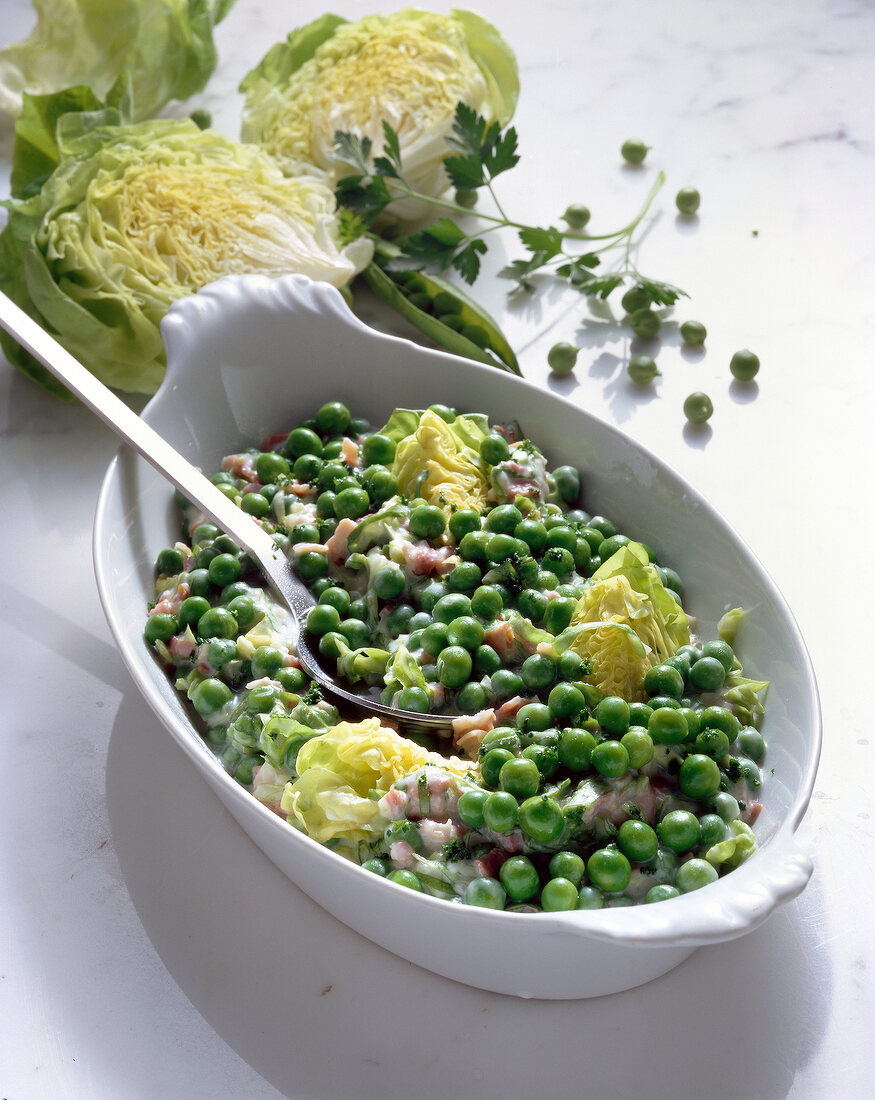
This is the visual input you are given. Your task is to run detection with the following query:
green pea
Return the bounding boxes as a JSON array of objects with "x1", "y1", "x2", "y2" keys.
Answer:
[
  {"x1": 557, "y1": 727, "x2": 596, "y2": 771},
  {"x1": 191, "y1": 677, "x2": 232, "y2": 716},
  {"x1": 629, "y1": 308, "x2": 661, "y2": 339},
  {"x1": 541, "y1": 877, "x2": 579, "y2": 911},
  {"x1": 520, "y1": 654, "x2": 556, "y2": 691},
  {"x1": 427, "y1": 404, "x2": 457, "y2": 423},
  {"x1": 446, "y1": 615, "x2": 485, "y2": 650},
  {"x1": 648, "y1": 706, "x2": 689, "y2": 744},
  {"x1": 675, "y1": 858, "x2": 719, "y2": 893},
  {"x1": 689, "y1": 656, "x2": 726, "y2": 691},
  {"x1": 644, "y1": 663, "x2": 685, "y2": 700},
  {"x1": 473, "y1": 644, "x2": 502, "y2": 676},
  {"x1": 658, "y1": 809, "x2": 700, "y2": 853},
  {"x1": 702, "y1": 639, "x2": 735, "y2": 672},
  {"x1": 432, "y1": 593, "x2": 472, "y2": 624},
  {"x1": 680, "y1": 320, "x2": 707, "y2": 346},
  {"x1": 178, "y1": 595, "x2": 210, "y2": 629},
  {"x1": 227, "y1": 594, "x2": 260, "y2": 632},
  {"x1": 518, "y1": 795, "x2": 565, "y2": 844},
  {"x1": 458, "y1": 529, "x2": 491, "y2": 562},
  {"x1": 464, "y1": 877, "x2": 506, "y2": 909},
  {"x1": 675, "y1": 186, "x2": 701, "y2": 215},
  {"x1": 730, "y1": 349, "x2": 760, "y2": 381},
  {"x1": 548, "y1": 851, "x2": 586, "y2": 887},
  {"x1": 500, "y1": 856, "x2": 540, "y2": 901},
  {"x1": 595, "y1": 696, "x2": 630, "y2": 735},
  {"x1": 617, "y1": 820, "x2": 659, "y2": 862},
  {"x1": 498, "y1": 757, "x2": 541, "y2": 800},
  {"x1": 333, "y1": 487, "x2": 371, "y2": 520},
  {"x1": 250, "y1": 646, "x2": 285, "y2": 679},
  {"x1": 680, "y1": 754, "x2": 723, "y2": 799},
  {"x1": 738, "y1": 727, "x2": 766, "y2": 762},
  {"x1": 519, "y1": 705, "x2": 556, "y2": 736},
  {"x1": 446, "y1": 561, "x2": 482, "y2": 593},
  {"x1": 645, "y1": 884, "x2": 680, "y2": 904},
  {"x1": 699, "y1": 705, "x2": 739, "y2": 739},
  {"x1": 362, "y1": 858, "x2": 389, "y2": 877},
  {"x1": 247, "y1": 684, "x2": 280, "y2": 713},
  {"x1": 284, "y1": 427, "x2": 323, "y2": 459},
  {"x1": 191, "y1": 522, "x2": 220, "y2": 546},
  {"x1": 318, "y1": 586, "x2": 351, "y2": 616},
  {"x1": 514, "y1": 518, "x2": 548, "y2": 552},
  {"x1": 208, "y1": 552, "x2": 241, "y2": 588},
  {"x1": 421, "y1": 621, "x2": 450, "y2": 657},
  {"x1": 547, "y1": 681, "x2": 586, "y2": 720},
  {"x1": 436, "y1": 645, "x2": 472, "y2": 688},
  {"x1": 577, "y1": 885, "x2": 606, "y2": 909},
  {"x1": 491, "y1": 668, "x2": 524, "y2": 700},
  {"x1": 373, "y1": 563, "x2": 405, "y2": 602},
  {"x1": 483, "y1": 790, "x2": 519, "y2": 834},
  {"x1": 562, "y1": 203, "x2": 591, "y2": 230},
  {"x1": 620, "y1": 726, "x2": 654, "y2": 769},
  {"x1": 592, "y1": 740, "x2": 630, "y2": 779},
  {"x1": 457, "y1": 788, "x2": 489, "y2": 828},
  {"x1": 485, "y1": 504, "x2": 523, "y2": 535},
  {"x1": 698, "y1": 813, "x2": 726, "y2": 847},
  {"x1": 480, "y1": 432, "x2": 511, "y2": 465},
  {"x1": 197, "y1": 607, "x2": 238, "y2": 640},
  {"x1": 295, "y1": 551, "x2": 329, "y2": 581},
  {"x1": 388, "y1": 869, "x2": 424, "y2": 892},
  {"x1": 470, "y1": 584, "x2": 503, "y2": 620},
  {"x1": 622, "y1": 286, "x2": 652, "y2": 313},
  {"x1": 144, "y1": 613, "x2": 177, "y2": 644},
  {"x1": 683, "y1": 392, "x2": 713, "y2": 424},
  {"x1": 410, "y1": 504, "x2": 446, "y2": 540},
  {"x1": 621, "y1": 138, "x2": 649, "y2": 164},
  {"x1": 627, "y1": 354, "x2": 660, "y2": 384},
  {"x1": 397, "y1": 686, "x2": 431, "y2": 713},
  {"x1": 547, "y1": 341, "x2": 579, "y2": 375},
  {"x1": 449, "y1": 508, "x2": 482, "y2": 541},
  {"x1": 155, "y1": 546, "x2": 185, "y2": 575},
  {"x1": 306, "y1": 603, "x2": 341, "y2": 637},
  {"x1": 277, "y1": 666, "x2": 307, "y2": 693},
  {"x1": 587, "y1": 845, "x2": 631, "y2": 892}
]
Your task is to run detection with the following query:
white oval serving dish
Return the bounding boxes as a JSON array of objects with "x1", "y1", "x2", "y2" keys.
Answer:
[{"x1": 93, "y1": 273, "x2": 820, "y2": 999}]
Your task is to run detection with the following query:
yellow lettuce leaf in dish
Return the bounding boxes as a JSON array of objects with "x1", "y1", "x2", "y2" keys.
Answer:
[
  {"x1": 551, "y1": 542, "x2": 691, "y2": 701},
  {"x1": 281, "y1": 717, "x2": 471, "y2": 854},
  {"x1": 391, "y1": 408, "x2": 489, "y2": 511}
]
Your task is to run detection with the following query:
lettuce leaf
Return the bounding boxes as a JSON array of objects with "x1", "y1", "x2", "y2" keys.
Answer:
[{"x1": 0, "y1": 0, "x2": 236, "y2": 122}]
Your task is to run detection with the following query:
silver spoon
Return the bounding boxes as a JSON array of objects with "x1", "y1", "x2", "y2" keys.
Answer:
[{"x1": 0, "y1": 290, "x2": 454, "y2": 730}]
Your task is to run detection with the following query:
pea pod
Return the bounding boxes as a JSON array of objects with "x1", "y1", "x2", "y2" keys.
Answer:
[{"x1": 363, "y1": 241, "x2": 521, "y2": 375}]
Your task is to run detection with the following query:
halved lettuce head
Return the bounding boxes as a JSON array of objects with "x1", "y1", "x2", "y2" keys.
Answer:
[
  {"x1": 551, "y1": 542, "x2": 691, "y2": 701},
  {"x1": 0, "y1": 0, "x2": 236, "y2": 121},
  {"x1": 0, "y1": 113, "x2": 372, "y2": 395},
  {"x1": 239, "y1": 8, "x2": 518, "y2": 212},
  {"x1": 281, "y1": 717, "x2": 472, "y2": 856},
  {"x1": 390, "y1": 408, "x2": 490, "y2": 511}
]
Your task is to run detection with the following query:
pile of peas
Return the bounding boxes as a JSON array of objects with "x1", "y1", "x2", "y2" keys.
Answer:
[
  {"x1": 277, "y1": 400, "x2": 677, "y2": 717},
  {"x1": 145, "y1": 399, "x2": 767, "y2": 909}
]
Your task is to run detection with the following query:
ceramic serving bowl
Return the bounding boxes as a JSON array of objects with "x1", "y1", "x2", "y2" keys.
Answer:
[{"x1": 93, "y1": 273, "x2": 820, "y2": 999}]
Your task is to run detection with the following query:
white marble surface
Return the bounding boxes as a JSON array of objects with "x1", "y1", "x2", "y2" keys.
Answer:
[{"x1": 1, "y1": 0, "x2": 873, "y2": 1096}]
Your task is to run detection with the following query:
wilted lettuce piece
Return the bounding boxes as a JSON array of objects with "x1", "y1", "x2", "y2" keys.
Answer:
[
  {"x1": 549, "y1": 544, "x2": 690, "y2": 701},
  {"x1": 0, "y1": 116, "x2": 372, "y2": 394},
  {"x1": 392, "y1": 408, "x2": 489, "y2": 511},
  {"x1": 0, "y1": 0, "x2": 236, "y2": 121},
  {"x1": 382, "y1": 643, "x2": 430, "y2": 704},
  {"x1": 281, "y1": 718, "x2": 471, "y2": 854},
  {"x1": 239, "y1": 8, "x2": 518, "y2": 215},
  {"x1": 723, "y1": 671, "x2": 770, "y2": 727},
  {"x1": 706, "y1": 819, "x2": 756, "y2": 869},
  {"x1": 718, "y1": 606, "x2": 745, "y2": 645}
]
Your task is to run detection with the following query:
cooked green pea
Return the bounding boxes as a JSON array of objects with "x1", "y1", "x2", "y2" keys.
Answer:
[
  {"x1": 617, "y1": 820, "x2": 658, "y2": 862},
  {"x1": 144, "y1": 613, "x2": 177, "y2": 644},
  {"x1": 284, "y1": 427, "x2": 323, "y2": 459},
  {"x1": 541, "y1": 877, "x2": 579, "y2": 911},
  {"x1": 548, "y1": 851, "x2": 586, "y2": 887},
  {"x1": 410, "y1": 505, "x2": 446, "y2": 540},
  {"x1": 458, "y1": 788, "x2": 489, "y2": 828},
  {"x1": 480, "y1": 432, "x2": 510, "y2": 465},
  {"x1": 155, "y1": 546, "x2": 185, "y2": 575},
  {"x1": 689, "y1": 656, "x2": 726, "y2": 691},
  {"x1": 191, "y1": 677, "x2": 232, "y2": 716},
  {"x1": 675, "y1": 858, "x2": 719, "y2": 893},
  {"x1": 373, "y1": 563, "x2": 405, "y2": 602},
  {"x1": 436, "y1": 645, "x2": 472, "y2": 688},
  {"x1": 587, "y1": 845, "x2": 631, "y2": 892},
  {"x1": 518, "y1": 795, "x2": 565, "y2": 844},
  {"x1": 483, "y1": 790, "x2": 519, "y2": 834},
  {"x1": 500, "y1": 855, "x2": 540, "y2": 901},
  {"x1": 557, "y1": 727, "x2": 596, "y2": 771},
  {"x1": 592, "y1": 740, "x2": 630, "y2": 779},
  {"x1": 448, "y1": 508, "x2": 481, "y2": 540},
  {"x1": 464, "y1": 877, "x2": 506, "y2": 909}
]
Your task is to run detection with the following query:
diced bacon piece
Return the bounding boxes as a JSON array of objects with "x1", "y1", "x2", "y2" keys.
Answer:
[
  {"x1": 325, "y1": 517, "x2": 357, "y2": 565},
  {"x1": 242, "y1": 479, "x2": 263, "y2": 494},
  {"x1": 341, "y1": 436, "x2": 359, "y2": 467},
  {"x1": 288, "y1": 481, "x2": 313, "y2": 498},
  {"x1": 475, "y1": 847, "x2": 509, "y2": 879},
  {"x1": 390, "y1": 840, "x2": 416, "y2": 868},
  {"x1": 167, "y1": 635, "x2": 197, "y2": 659},
  {"x1": 261, "y1": 431, "x2": 289, "y2": 452},
  {"x1": 401, "y1": 541, "x2": 454, "y2": 577},
  {"x1": 221, "y1": 453, "x2": 257, "y2": 481},
  {"x1": 291, "y1": 542, "x2": 328, "y2": 556},
  {"x1": 452, "y1": 709, "x2": 496, "y2": 758},
  {"x1": 742, "y1": 801, "x2": 762, "y2": 826},
  {"x1": 483, "y1": 619, "x2": 516, "y2": 658},
  {"x1": 495, "y1": 695, "x2": 538, "y2": 722},
  {"x1": 418, "y1": 819, "x2": 459, "y2": 852},
  {"x1": 151, "y1": 581, "x2": 190, "y2": 616},
  {"x1": 494, "y1": 830, "x2": 524, "y2": 853},
  {"x1": 377, "y1": 787, "x2": 408, "y2": 820}
]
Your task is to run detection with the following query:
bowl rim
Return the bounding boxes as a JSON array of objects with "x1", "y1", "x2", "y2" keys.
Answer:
[{"x1": 93, "y1": 272, "x2": 822, "y2": 947}]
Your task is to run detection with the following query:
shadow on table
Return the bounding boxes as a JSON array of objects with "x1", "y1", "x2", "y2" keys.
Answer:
[{"x1": 104, "y1": 689, "x2": 831, "y2": 1100}]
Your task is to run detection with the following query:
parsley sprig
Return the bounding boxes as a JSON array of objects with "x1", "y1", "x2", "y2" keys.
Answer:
[{"x1": 334, "y1": 104, "x2": 685, "y2": 307}]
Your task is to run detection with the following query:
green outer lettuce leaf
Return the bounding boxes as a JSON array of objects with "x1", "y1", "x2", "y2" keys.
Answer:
[
  {"x1": 592, "y1": 542, "x2": 691, "y2": 654},
  {"x1": 0, "y1": 0, "x2": 236, "y2": 122},
  {"x1": 450, "y1": 8, "x2": 520, "y2": 125},
  {"x1": 237, "y1": 13, "x2": 347, "y2": 96}
]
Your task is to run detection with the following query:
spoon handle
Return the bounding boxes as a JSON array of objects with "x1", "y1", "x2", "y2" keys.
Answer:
[{"x1": 0, "y1": 291, "x2": 450, "y2": 729}]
